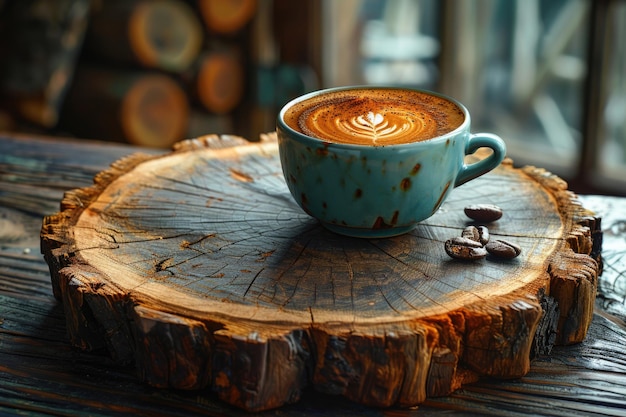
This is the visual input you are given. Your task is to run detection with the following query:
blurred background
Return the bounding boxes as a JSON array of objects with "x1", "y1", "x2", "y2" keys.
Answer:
[{"x1": 0, "y1": 0, "x2": 624, "y2": 196}]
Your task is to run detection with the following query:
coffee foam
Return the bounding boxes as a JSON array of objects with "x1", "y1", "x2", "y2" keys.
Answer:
[{"x1": 283, "y1": 89, "x2": 465, "y2": 146}]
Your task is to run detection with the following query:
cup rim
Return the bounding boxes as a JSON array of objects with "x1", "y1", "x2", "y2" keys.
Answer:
[{"x1": 276, "y1": 85, "x2": 471, "y2": 148}]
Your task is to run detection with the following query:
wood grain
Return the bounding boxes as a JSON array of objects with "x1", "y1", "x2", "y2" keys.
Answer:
[
  {"x1": 40, "y1": 134, "x2": 601, "y2": 411},
  {"x1": 0, "y1": 133, "x2": 622, "y2": 416}
]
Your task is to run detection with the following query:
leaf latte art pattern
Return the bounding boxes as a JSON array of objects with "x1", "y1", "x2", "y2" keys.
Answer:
[
  {"x1": 287, "y1": 93, "x2": 463, "y2": 146},
  {"x1": 338, "y1": 111, "x2": 419, "y2": 145}
]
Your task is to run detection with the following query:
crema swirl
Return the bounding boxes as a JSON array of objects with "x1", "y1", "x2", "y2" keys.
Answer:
[{"x1": 283, "y1": 89, "x2": 465, "y2": 146}]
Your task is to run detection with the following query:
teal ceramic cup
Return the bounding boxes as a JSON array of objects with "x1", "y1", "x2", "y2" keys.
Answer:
[{"x1": 276, "y1": 86, "x2": 506, "y2": 238}]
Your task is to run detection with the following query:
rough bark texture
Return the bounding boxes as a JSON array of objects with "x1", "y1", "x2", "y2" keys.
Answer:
[{"x1": 40, "y1": 134, "x2": 601, "y2": 412}]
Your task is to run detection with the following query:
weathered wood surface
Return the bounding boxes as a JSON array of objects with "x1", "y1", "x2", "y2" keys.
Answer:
[
  {"x1": 39, "y1": 134, "x2": 603, "y2": 411},
  {"x1": 0, "y1": 133, "x2": 625, "y2": 416}
]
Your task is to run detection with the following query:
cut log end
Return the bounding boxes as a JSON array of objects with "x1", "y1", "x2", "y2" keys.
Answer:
[
  {"x1": 196, "y1": 52, "x2": 245, "y2": 114},
  {"x1": 40, "y1": 138, "x2": 602, "y2": 411},
  {"x1": 198, "y1": 0, "x2": 258, "y2": 34},
  {"x1": 121, "y1": 74, "x2": 189, "y2": 148},
  {"x1": 86, "y1": 0, "x2": 203, "y2": 72},
  {"x1": 129, "y1": 0, "x2": 203, "y2": 71}
]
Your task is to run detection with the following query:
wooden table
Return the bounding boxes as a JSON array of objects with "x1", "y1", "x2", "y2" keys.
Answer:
[{"x1": 1, "y1": 133, "x2": 625, "y2": 416}]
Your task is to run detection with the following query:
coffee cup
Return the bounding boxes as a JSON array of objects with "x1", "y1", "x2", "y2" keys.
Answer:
[{"x1": 276, "y1": 86, "x2": 506, "y2": 238}]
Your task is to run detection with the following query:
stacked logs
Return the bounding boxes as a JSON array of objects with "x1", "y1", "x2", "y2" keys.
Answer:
[{"x1": 0, "y1": 0, "x2": 256, "y2": 148}]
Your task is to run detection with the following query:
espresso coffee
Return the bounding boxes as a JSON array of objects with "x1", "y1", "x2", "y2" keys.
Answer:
[
  {"x1": 277, "y1": 86, "x2": 506, "y2": 237},
  {"x1": 283, "y1": 88, "x2": 465, "y2": 146}
]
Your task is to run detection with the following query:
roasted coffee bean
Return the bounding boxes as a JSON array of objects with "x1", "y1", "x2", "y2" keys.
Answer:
[
  {"x1": 445, "y1": 237, "x2": 488, "y2": 260},
  {"x1": 477, "y1": 225, "x2": 490, "y2": 245},
  {"x1": 461, "y1": 225, "x2": 480, "y2": 242},
  {"x1": 485, "y1": 239, "x2": 522, "y2": 259},
  {"x1": 461, "y1": 225, "x2": 490, "y2": 245},
  {"x1": 464, "y1": 204, "x2": 503, "y2": 222}
]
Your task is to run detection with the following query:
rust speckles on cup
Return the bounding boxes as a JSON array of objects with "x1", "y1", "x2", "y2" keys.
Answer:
[
  {"x1": 316, "y1": 148, "x2": 328, "y2": 157},
  {"x1": 433, "y1": 181, "x2": 451, "y2": 212},
  {"x1": 372, "y1": 211, "x2": 400, "y2": 230},
  {"x1": 411, "y1": 163, "x2": 422, "y2": 176},
  {"x1": 299, "y1": 193, "x2": 312, "y2": 216},
  {"x1": 277, "y1": 86, "x2": 506, "y2": 237}
]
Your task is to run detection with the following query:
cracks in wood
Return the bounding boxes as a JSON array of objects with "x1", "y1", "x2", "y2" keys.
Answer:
[
  {"x1": 374, "y1": 279, "x2": 402, "y2": 315},
  {"x1": 40, "y1": 140, "x2": 603, "y2": 412},
  {"x1": 243, "y1": 268, "x2": 264, "y2": 298},
  {"x1": 342, "y1": 248, "x2": 356, "y2": 315},
  {"x1": 229, "y1": 168, "x2": 254, "y2": 183},
  {"x1": 154, "y1": 257, "x2": 174, "y2": 274}
]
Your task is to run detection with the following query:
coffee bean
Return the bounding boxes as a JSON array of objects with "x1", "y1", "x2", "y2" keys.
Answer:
[
  {"x1": 461, "y1": 225, "x2": 480, "y2": 241},
  {"x1": 461, "y1": 225, "x2": 490, "y2": 245},
  {"x1": 485, "y1": 239, "x2": 522, "y2": 259},
  {"x1": 477, "y1": 225, "x2": 490, "y2": 245},
  {"x1": 445, "y1": 237, "x2": 488, "y2": 260},
  {"x1": 464, "y1": 204, "x2": 503, "y2": 222}
]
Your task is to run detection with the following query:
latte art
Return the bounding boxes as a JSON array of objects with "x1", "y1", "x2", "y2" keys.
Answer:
[
  {"x1": 336, "y1": 109, "x2": 435, "y2": 145},
  {"x1": 284, "y1": 89, "x2": 465, "y2": 146}
]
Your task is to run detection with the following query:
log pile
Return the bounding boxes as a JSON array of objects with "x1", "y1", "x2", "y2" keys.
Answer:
[
  {"x1": 0, "y1": 0, "x2": 90, "y2": 128},
  {"x1": 0, "y1": 0, "x2": 256, "y2": 148}
]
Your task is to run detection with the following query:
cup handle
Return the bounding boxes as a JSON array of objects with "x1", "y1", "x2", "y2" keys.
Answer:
[{"x1": 455, "y1": 133, "x2": 506, "y2": 187}]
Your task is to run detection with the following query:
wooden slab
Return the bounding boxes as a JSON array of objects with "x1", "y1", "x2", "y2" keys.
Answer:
[{"x1": 40, "y1": 134, "x2": 601, "y2": 412}]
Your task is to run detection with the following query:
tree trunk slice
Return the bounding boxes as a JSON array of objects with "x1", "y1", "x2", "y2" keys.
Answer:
[
  {"x1": 85, "y1": 0, "x2": 202, "y2": 72},
  {"x1": 187, "y1": 50, "x2": 246, "y2": 114},
  {"x1": 41, "y1": 134, "x2": 601, "y2": 412},
  {"x1": 60, "y1": 66, "x2": 189, "y2": 148},
  {"x1": 197, "y1": 0, "x2": 258, "y2": 35}
]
